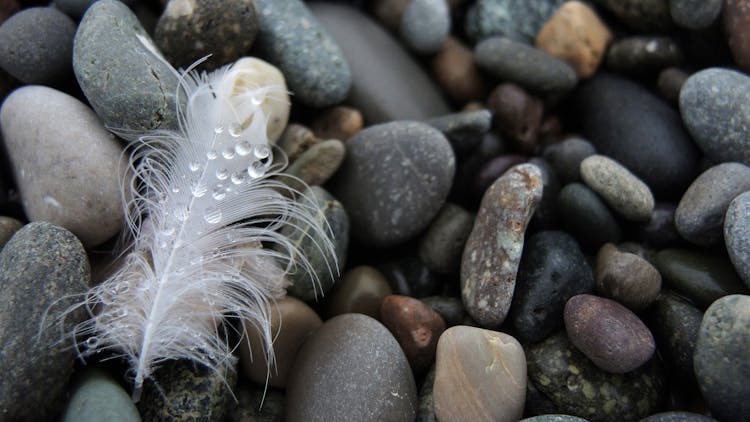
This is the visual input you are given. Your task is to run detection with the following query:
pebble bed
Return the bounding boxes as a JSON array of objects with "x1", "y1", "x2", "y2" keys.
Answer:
[{"x1": 0, "y1": 0, "x2": 748, "y2": 421}]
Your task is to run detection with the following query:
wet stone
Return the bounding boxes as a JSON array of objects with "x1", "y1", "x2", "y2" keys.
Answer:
[
  {"x1": 418, "y1": 203, "x2": 475, "y2": 275},
  {"x1": 580, "y1": 154, "x2": 655, "y2": 222},
  {"x1": 326, "y1": 265, "x2": 393, "y2": 319},
  {"x1": 725, "y1": 191, "x2": 750, "y2": 288},
  {"x1": 606, "y1": 36, "x2": 683, "y2": 75},
  {"x1": 557, "y1": 182, "x2": 621, "y2": 248}
]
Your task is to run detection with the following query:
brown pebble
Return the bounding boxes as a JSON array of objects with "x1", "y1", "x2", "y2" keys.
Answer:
[
  {"x1": 276, "y1": 123, "x2": 320, "y2": 163},
  {"x1": 372, "y1": 0, "x2": 409, "y2": 30},
  {"x1": 432, "y1": 36, "x2": 487, "y2": 104},
  {"x1": 724, "y1": 0, "x2": 750, "y2": 73},
  {"x1": 487, "y1": 83, "x2": 544, "y2": 153},
  {"x1": 535, "y1": 1, "x2": 612, "y2": 78},
  {"x1": 310, "y1": 106, "x2": 363, "y2": 141},
  {"x1": 595, "y1": 244, "x2": 662, "y2": 310},
  {"x1": 0, "y1": 216, "x2": 22, "y2": 248},
  {"x1": 380, "y1": 295, "x2": 446, "y2": 374},
  {"x1": 564, "y1": 294, "x2": 656, "y2": 373},
  {"x1": 326, "y1": 265, "x2": 392, "y2": 319}
]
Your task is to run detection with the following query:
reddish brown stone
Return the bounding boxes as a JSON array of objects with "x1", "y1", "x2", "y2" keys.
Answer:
[
  {"x1": 432, "y1": 36, "x2": 487, "y2": 104},
  {"x1": 380, "y1": 294, "x2": 446, "y2": 374},
  {"x1": 487, "y1": 83, "x2": 544, "y2": 153},
  {"x1": 311, "y1": 106, "x2": 364, "y2": 141},
  {"x1": 724, "y1": 0, "x2": 750, "y2": 72}
]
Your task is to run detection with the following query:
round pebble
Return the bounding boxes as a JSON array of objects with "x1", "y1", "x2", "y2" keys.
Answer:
[
  {"x1": 580, "y1": 154, "x2": 655, "y2": 222},
  {"x1": 725, "y1": 191, "x2": 750, "y2": 288},
  {"x1": 399, "y1": 0, "x2": 450, "y2": 55},
  {"x1": 326, "y1": 265, "x2": 392, "y2": 319},
  {"x1": 595, "y1": 245, "x2": 662, "y2": 310},
  {"x1": 310, "y1": 106, "x2": 363, "y2": 141},
  {"x1": 61, "y1": 369, "x2": 140, "y2": 422},
  {"x1": 418, "y1": 203, "x2": 474, "y2": 275},
  {"x1": 670, "y1": 0, "x2": 722, "y2": 29},
  {"x1": 543, "y1": 137, "x2": 596, "y2": 184}
]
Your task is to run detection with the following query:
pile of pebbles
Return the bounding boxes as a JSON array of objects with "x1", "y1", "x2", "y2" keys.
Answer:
[{"x1": 0, "y1": 0, "x2": 748, "y2": 421}]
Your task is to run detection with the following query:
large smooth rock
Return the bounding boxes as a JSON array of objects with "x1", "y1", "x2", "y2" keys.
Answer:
[
  {"x1": 310, "y1": 2, "x2": 450, "y2": 123},
  {"x1": 725, "y1": 191, "x2": 750, "y2": 288},
  {"x1": 464, "y1": 0, "x2": 565, "y2": 44},
  {"x1": 286, "y1": 313, "x2": 417, "y2": 421},
  {"x1": 62, "y1": 368, "x2": 141, "y2": 422},
  {"x1": 0, "y1": 222, "x2": 89, "y2": 419},
  {"x1": 330, "y1": 121, "x2": 455, "y2": 248},
  {"x1": 0, "y1": 85, "x2": 124, "y2": 248}
]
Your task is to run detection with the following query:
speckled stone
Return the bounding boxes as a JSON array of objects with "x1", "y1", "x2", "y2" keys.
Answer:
[
  {"x1": 670, "y1": 0, "x2": 722, "y2": 29},
  {"x1": 680, "y1": 68, "x2": 750, "y2": 165},
  {"x1": 286, "y1": 314, "x2": 417, "y2": 421},
  {"x1": 526, "y1": 332, "x2": 664, "y2": 421},
  {"x1": 580, "y1": 155, "x2": 655, "y2": 222},
  {"x1": 589, "y1": 0, "x2": 673, "y2": 31},
  {"x1": 0, "y1": 222, "x2": 89, "y2": 420},
  {"x1": 606, "y1": 36, "x2": 683, "y2": 75},
  {"x1": 74, "y1": 0, "x2": 180, "y2": 132},
  {"x1": 652, "y1": 292, "x2": 703, "y2": 379},
  {"x1": 543, "y1": 137, "x2": 596, "y2": 184},
  {"x1": 400, "y1": 0, "x2": 450, "y2": 55},
  {"x1": 61, "y1": 369, "x2": 140, "y2": 422},
  {"x1": 434, "y1": 326, "x2": 526, "y2": 422},
  {"x1": 418, "y1": 203, "x2": 474, "y2": 275},
  {"x1": 595, "y1": 245, "x2": 662, "y2": 310},
  {"x1": 557, "y1": 182, "x2": 621, "y2": 248},
  {"x1": 284, "y1": 139, "x2": 346, "y2": 192},
  {"x1": 723, "y1": 0, "x2": 750, "y2": 73},
  {"x1": 0, "y1": 216, "x2": 21, "y2": 248},
  {"x1": 693, "y1": 295, "x2": 750, "y2": 420},
  {"x1": 461, "y1": 164, "x2": 543, "y2": 328},
  {"x1": 639, "y1": 411, "x2": 717, "y2": 422},
  {"x1": 725, "y1": 191, "x2": 750, "y2": 288},
  {"x1": 326, "y1": 265, "x2": 393, "y2": 319},
  {"x1": 464, "y1": 0, "x2": 565, "y2": 44},
  {"x1": 521, "y1": 416, "x2": 589, "y2": 422},
  {"x1": 330, "y1": 121, "x2": 455, "y2": 248}
]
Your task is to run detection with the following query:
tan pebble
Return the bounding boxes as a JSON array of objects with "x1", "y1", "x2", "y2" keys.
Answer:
[
  {"x1": 311, "y1": 106, "x2": 363, "y2": 141},
  {"x1": 432, "y1": 36, "x2": 487, "y2": 104},
  {"x1": 277, "y1": 123, "x2": 320, "y2": 163}
]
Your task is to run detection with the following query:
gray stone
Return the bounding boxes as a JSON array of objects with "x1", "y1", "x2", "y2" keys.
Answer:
[
  {"x1": 694, "y1": 294, "x2": 750, "y2": 421},
  {"x1": 418, "y1": 203, "x2": 474, "y2": 275},
  {"x1": 474, "y1": 37, "x2": 578, "y2": 97},
  {"x1": 310, "y1": 2, "x2": 450, "y2": 123},
  {"x1": 400, "y1": 0, "x2": 450, "y2": 55},
  {"x1": 606, "y1": 36, "x2": 683, "y2": 75},
  {"x1": 74, "y1": 0, "x2": 180, "y2": 132},
  {"x1": 330, "y1": 121, "x2": 455, "y2": 248},
  {"x1": 255, "y1": 0, "x2": 350, "y2": 108},
  {"x1": 680, "y1": 68, "x2": 750, "y2": 165},
  {"x1": 590, "y1": 0, "x2": 673, "y2": 32},
  {"x1": 557, "y1": 182, "x2": 621, "y2": 248},
  {"x1": 725, "y1": 191, "x2": 750, "y2": 288},
  {"x1": 580, "y1": 155, "x2": 655, "y2": 222},
  {"x1": 639, "y1": 411, "x2": 717, "y2": 422},
  {"x1": 543, "y1": 137, "x2": 596, "y2": 184},
  {"x1": 286, "y1": 313, "x2": 417, "y2": 421},
  {"x1": 54, "y1": 0, "x2": 135, "y2": 19},
  {"x1": 464, "y1": 0, "x2": 565, "y2": 44},
  {"x1": 62, "y1": 368, "x2": 141, "y2": 422},
  {"x1": 284, "y1": 139, "x2": 346, "y2": 193},
  {"x1": 461, "y1": 164, "x2": 543, "y2": 328},
  {"x1": 417, "y1": 366, "x2": 436, "y2": 422},
  {"x1": 0, "y1": 216, "x2": 22, "y2": 248},
  {"x1": 675, "y1": 163, "x2": 750, "y2": 246},
  {"x1": 0, "y1": 222, "x2": 89, "y2": 419},
  {"x1": 0, "y1": 85, "x2": 125, "y2": 248},
  {"x1": 670, "y1": 0, "x2": 722, "y2": 29},
  {"x1": 652, "y1": 292, "x2": 703, "y2": 380},
  {"x1": 595, "y1": 246, "x2": 662, "y2": 310},
  {"x1": 425, "y1": 109, "x2": 492, "y2": 155}
]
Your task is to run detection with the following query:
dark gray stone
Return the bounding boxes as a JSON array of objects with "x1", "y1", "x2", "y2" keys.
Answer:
[
  {"x1": 639, "y1": 411, "x2": 717, "y2": 422},
  {"x1": 227, "y1": 382, "x2": 284, "y2": 422},
  {"x1": 255, "y1": 0, "x2": 350, "y2": 108},
  {"x1": 0, "y1": 222, "x2": 89, "y2": 419},
  {"x1": 693, "y1": 294, "x2": 750, "y2": 421},
  {"x1": 73, "y1": 0, "x2": 180, "y2": 132},
  {"x1": 670, "y1": 0, "x2": 722, "y2": 29},
  {"x1": 421, "y1": 296, "x2": 465, "y2": 327},
  {"x1": 543, "y1": 137, "x2": 596, "y2": 184},
  {"x1": 418, "y1": 203, "x2": 474, "y2": 275},
  {"x1": 606, "y1": 36, "x2": 683, "y2": 75},
  {"x1": 61, "y1": 368, "x2": 140, "y2": 422},
  {"x1": 725, "y1": 191, "x2": 750, "y2": 288},
  {"x1": 286, "y1": 313, "x2": 417, "y2": 421},
  {"x1": 54, "y1": 0, "x2": 134, "y2": 19},
  {"x1": 596, "y1": 247, "x2": 661, "y2": 310},
  {"x1": 652, "y1": 292, "x2": 703, "y2": 380},
  {"x1": 400, "y1": 0, "x2": 450, "y2": 55},
  {"x1": 330, "y1": 121, "x2": 455, "y2": 248},
  {"x1": 464, "y1": 0, "x2": 565, "y2": 44},
  {"x1": 657, "y1": 67, "x2": 689, "y2": 104},
  {"x1": 630, "y1": 202, "x2": 682, "y2": 248},
  {"x1": 0, "y1": 7, "x2": 75, "y2": 84},
  {"x1": 511, "y1": 231, "x2": 594, "y2": 343},
  {"x1": 425, "y1": 109, "x2": 492, "y2": 156},
  {"x1": 590, "y1": 0, "x2": 673, "y2": 32},
  {"x1": 558, "y1": 183, "x2": 621, "y2": 248},
  {"x1": 310, "y1": 2, "x2": 450, "y2": 122},
  {"x1": 379, "y1": 255, "x2": 442, "y2": 299}
]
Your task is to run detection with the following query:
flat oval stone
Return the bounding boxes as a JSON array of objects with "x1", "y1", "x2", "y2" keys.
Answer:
[
  {"x1": 725, "y1": 191, "x2": 750, "y2": 288},
  {"x1": 464, "y1": 0, "x2": 565, "y2": 44},
  {"x1": 400, "y1": 0, "x2": 450, "y2": 55},
  {"x1": 580, "y1": 155, "x2": 655, "y2": 222},
  {"x1": 431, "y1": 36, "x2": 487, "y2": 104},
  {"x1": 74, "y1": 0, "x2": 180, "y2": 132},
  {"x1": 461, "y1": 164, "x2": 543, "y2": 328},
  {"x1": 475, "y1": 37, "x2": 578, "y2": 97},
  {"x1": 286, "y1": 313, "x2": 417, "y2": 421},
  {"x1": 573, "y1": 73, "x2": 699, "y2": 198},
  {"x1": 652, "y1": 292, "x2": 703, "y2": 379},
  {"x1": 543, "y1": 137, "x2": 596, "y2": 184},
  {"x1": 589, "y1": 0, "x2": 673, "y2": 32},
  {"x1": 675, "y1": 163, "x2": 750, "y2": 246},
  {"x1": 670, "y1": 0, "x2": 722, "y2": 29},
  {"x1": 326, "y1": 265, "x2": 392, "y2": 319},
  {"x1": 723, "y1": 0, "x2": 750, "y2": 73},
  {"x1": 330, "y1": 121, "x2": 455, "y2": 247},
  {"x1": 0, "y1": 222, "x2": 89, "y2": 419},
  {"x1": 0, "y1": 85, "x2": 124, "y2": 247},
  {"x1": 254, "y1": 0, "x2": 350, "y2": 108},
  {"x1": 693, "y1": 294, "x2": 750, "y2": 420},
  {"x1": 564, "y1": 294, "x2": 656, "y2": 373},
  {"x1": 680, "y1": 68, "x2": 750, "y2": 165},
  {"x1": 284, "y1": 139, "x2": 346, "y2": 193},
  {"x1": 606, "y1": 36, "x2": 683, "y2": 75},
  {"x1": 558, "y1": 182, "x2": 621, "y2": 248},
  {"x1": 511, "y1": 231, "x2": 595, "y2": 343},
  {"x1": 434, "y1": 326, "x2": 526, "y2": 422},
  {"x1": 310, "y1": 2, "x2": 450, "y2": 122},
  {"x1": 62, "y1": 369, "x2": 140, "y2": 422},
  {"x1": 595, "y1": 245, "x2": 662, "y2": 310},
  {"x1": 418, "y1": 203, "x2": 474, "y2": 275}
]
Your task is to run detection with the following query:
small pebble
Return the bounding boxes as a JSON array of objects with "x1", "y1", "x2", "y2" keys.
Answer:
[
  {"x1": 400, "y1": 0, "x2": 450, "y2": 55},
  {"x1": 657, "y1": 67, "x2": 689, "y2": 104},
  {"x1": 557, "y1": 182, "x2": 621, "y2": 248},
  {"x1": 606, "y1": 36, "x2": 683, "y2": 75},
  {"x1": 0, "y1": 216, "x2": 22, "y2": 248},
  {"x1": 421, "y1": 296, "x2": 466, "y2": 327},
  {"x1": 580, "y1": 154, "x2": 655, "y2": 222},
  {"x1": 670, "y1": 0, "x2": 722, "y2": 29},
  {"x1": 425, "y1": 109, "x2": 492, "y2": 156},
  {"x1": 277, "y1": 123, "x2": 319, "y2": 162},
  {"x1": 326, "y1": 265, "x2": 392, "y2": 319},
  {"x1": 310, "y1": 106, "x2": 363, "y2": 141},
  {"x1": 464, "y1": 0, "x2": 565, "y2": 44},
  {"x1": 61, "y1": 369, "x2": 141, "y2": 422},
  {"x1": 542, "y1": 137, "x2": 596, "y2": 184},
  {"x1": 595, "y1": 244, "x2": 662, "y2": 310},
  {"x1": 418, "y1": 203, "x2": 474, "y2": 275},
  {"x1": 487, "y1": 83, "x2": 544, "y2": 153},
  {"x1": 284, "y1": 139, "x2": 346, "y2": 192},
  {"x1": 431, "y1": 36, "x2": 487, "y2": 104},
  {"x1": 725, "y1": 191, "x2": 750, "y2": 288},
  {"x1": 723, "y1": 0, "x2": 750, "y2": 73},
  {"x1": 590, "y1": 0, "x2": 673, "y2": 32}
]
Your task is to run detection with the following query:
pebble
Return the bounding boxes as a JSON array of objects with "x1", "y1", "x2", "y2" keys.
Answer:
[
  {"x1": 0, "y1": 222, "x2": 89, "y2": 419},
  {"x1": 418, "y1": 203, "x2": 474, "y2": 275},
  {"x1": 595, "y1": 245, "x2": 662, "y2": 310},
  {"x1": 0, "y1": 85, "x2": 125, "y2": 247},
  {"x1": 326, "y1": 265, "x2": 392, "y2": 319},
  {"x1": 640, "y1": 411, "x2": 718, "y2": 422},
  {"x1": 227, "y1": 382, "x2": 284, "y2": 422},
  {"x1": 564, "y1": 294, "x2": 656, "y2": 373},
  {"x1": 675, "y1": 163, "x2": 750, "y2": 246},
  {"x1": 310, "y1": 106, "x2": 363, "y2": 141},
  {"x1": 371, "y1": 0, "x2": 409, "y2": 30},
  {"x1": 73, "y1": 0, "x2": 180, "y2": 132},
  {"x1": 655, "y1": 249, "x2": 749, "y2": 308},
  {"x1": 630, "y1": 202, "x2": 682, "y2": 247},
  {"x1": 521, "y1": 417, "x2": 589, "y2": 422},
  {"x1": 54, "y1": 0, "x2": 133, "y2": 19},
  {"x1": 461, "y1": 164, "x2": 543, "y2": 328},
  {"x1": 400, "y1": 0, "x2": 450, "y2": 55},
  {"x1": 380, "y1": 295, "x2": 446, "y2": 374},
  {"x1": 693, "y1": 294, "x2": 750, "y2": 420},
  {"x1": 535, "y1": 1, "x2": 612, "y2": 79},
  {"x1": 330, "y1": 121, "x2": 454, "y2": 248},
  {"x1": 277, "y1": 123, "x2": 319, "y2": 162},
  {"x1": 679, "y1": 68, "x2": 750, "y2": 165},
  {"x1": 0, "y1": 216, "x2": 21, "y2": 248},
  {"x1": 0, "y1": 7, "x2": 75, "y2": 85},
  {"x1": 254, "y1": 0, "x2": 350, "y2": 108},
  {"x1": 154, "y1": 0, "x2": 257, "y2": 70},
  {"x1": 421, "y1": 296, "x2": 465, "y2": 327},
  {"x1": 280, "y1": 186, "x2": 348, "y2": 302},
  {"x1": 284, "y1": 139, "x2": 346, "y2": 192},
  {"x1": 526, "y1": 332, "x2": 664, "y2": 421},
  {"x1": 652, "y1": 292, "x2": 703, "y2": 380},
  {"x1": 286, "y1": 314, "x2": 417, "y2": 421},
  {"x1": 464, "y1": 0, "x2": 565, "y2": 44},
  {"x1": 670, "y1": 0, "x2": 722, "y2": 29},
  {"x1": 580, "y1": 155, "x2": 655, "y2": 222},
  {"x1": 417, "y1": 366, "x2": 436, "y2": 422},
  {"x1": 61, "y1": 369, "x2": 141, "y2": 422},
  {"x1": 543, "y1": 137, "x2": 596, "y2": 184},
  {"x1": 657, "y1": 67, "x2": 689, "y2": 104},
  {"x1": 240, "y1": 295, "x2": 322, "y2": 388},
  {"x1": 723, "y1": 0, "x2": 750, "y2": 73},
  {"x1": 573, "y1": 73, "x2": 699, "y2": 198},
  {"x1": 725, "y1": 191, "x2": 750, "y2": 288},
  {"x1": 310, "y1": 2, "x2": 450, "y2": 122},
  {"x1": 425, "y1": 109, "x2": 492, "y2": 156},
  {"x1": 528, "y1": 157, "x2": 562, "y2": 230},
  {"x1": 474, "y1": 37, "x2": 578, "y2": 97},
  {"x1": 431, "y1": 36, "x2": 487, "y2": 104},
  {"x1": 606, "y1": 36, "x2": 683, "y2": 75},
  {"x1": 557, "y1": 182, "x2": 621, "y2": 248},
  {"x1": 589, "y1": 0, "x2": 673, "y2": 32},
  {"x1": 433, "y1": 326, "x2": 526, "y2": 422},
  {"x1": 379, "y1": 255, "x2": 442, "y2": 298},
  {"x1": 473, "y1": 155, "x2": 527, "y2": 201},
  {"x1": 487, "y1": 83, "x2": 544, "y2": 153},
  {"x1": 511, "y1": 231, "x2": 594, "y2": 343}
]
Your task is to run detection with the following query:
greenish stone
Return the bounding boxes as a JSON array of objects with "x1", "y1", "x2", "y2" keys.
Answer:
[
  {"x1": 227, "y1": 382, "x2": 284, "y2": 422},
  {"x1": 62, "y1": 369, "x2": 141, "y2": 422}
]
